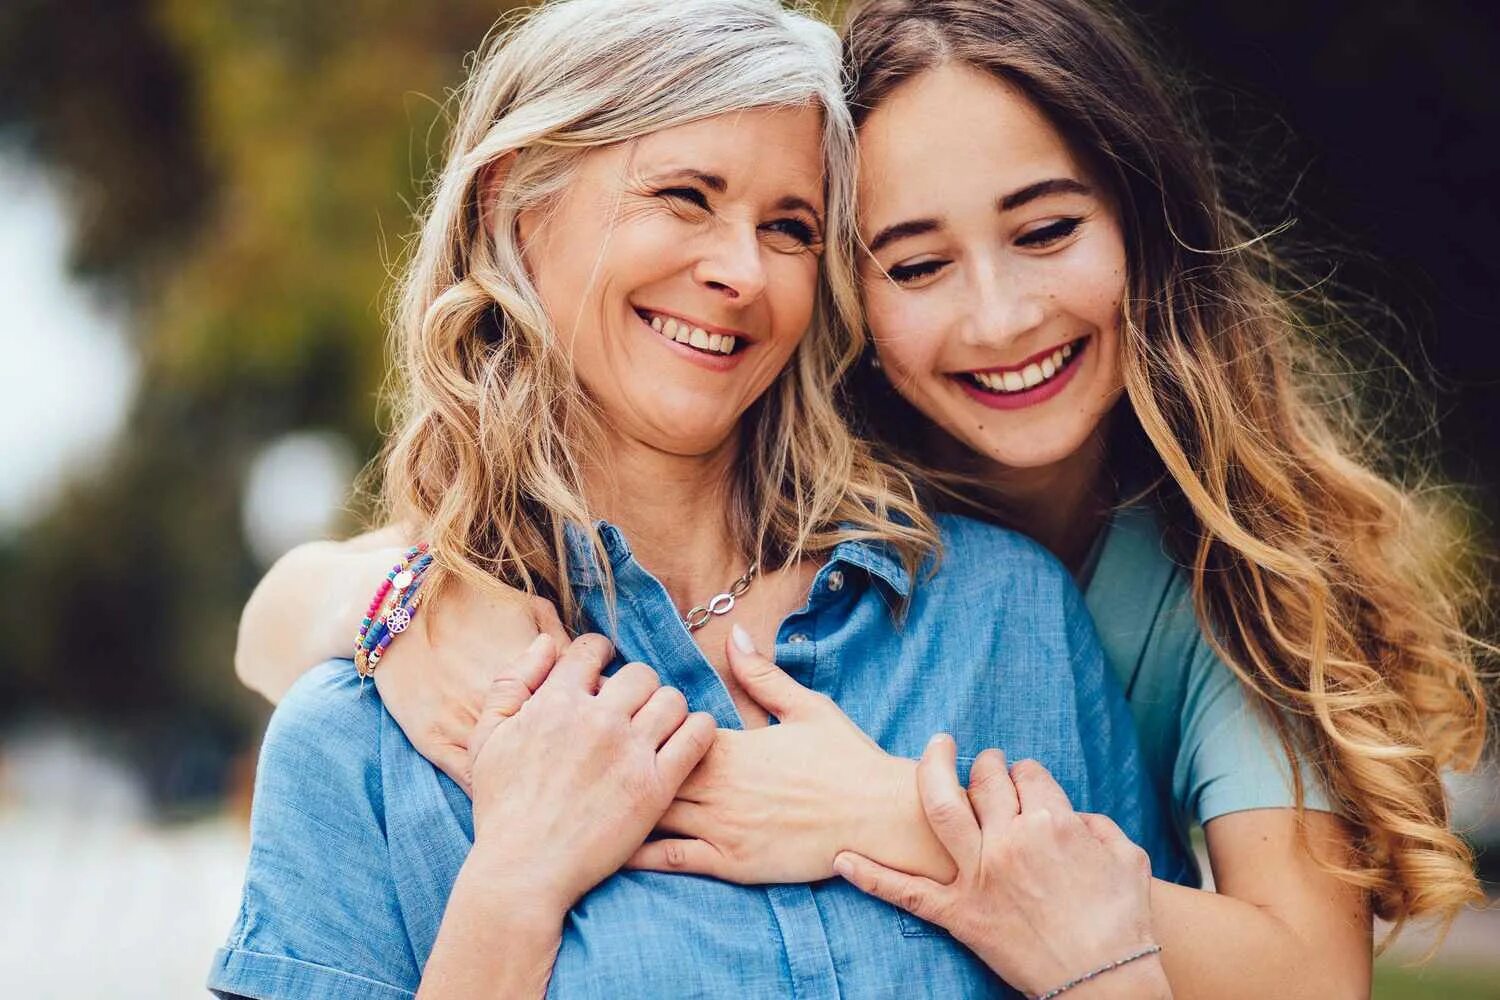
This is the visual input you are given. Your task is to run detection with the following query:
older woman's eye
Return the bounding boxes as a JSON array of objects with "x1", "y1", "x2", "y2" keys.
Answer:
[
  {"x1": 659, "y1": 187, "x2": 710, "y2": 210},
  {"x1": 1015, "y1": 217, "x2": 1082, "y2": 248},
  {"x1": 763, "y1": 218, "x2": 819, "y2": 248}
]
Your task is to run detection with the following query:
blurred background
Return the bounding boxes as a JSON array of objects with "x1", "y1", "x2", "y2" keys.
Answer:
[{"x1": 0, "y1": 0, "x2": 1495, "y2": 996}]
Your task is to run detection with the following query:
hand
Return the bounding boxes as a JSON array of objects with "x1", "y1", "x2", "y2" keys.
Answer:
[
  {"x1": 834, "y1": 739, "x2": 1165, "y2": 999},
  {"x1": 466, "y1": 632, "x2": 717, "y2": 916},
  {"x1": 373, "y1": 571, "x2": 567, "y2": 791},
  {"x1": 625, "y1": 626, "x2": 948, "y2": 884}
]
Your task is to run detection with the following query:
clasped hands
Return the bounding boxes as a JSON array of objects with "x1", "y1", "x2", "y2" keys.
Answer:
[{"x1": 458, "y1": 621, "x2": 1158, "y2": 997}]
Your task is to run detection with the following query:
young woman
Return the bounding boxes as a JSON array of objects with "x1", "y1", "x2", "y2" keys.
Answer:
[
  {"x1": 212, "y1": 1, "x2": 1180, "y2": 998},
  {"x1": 234, "y1": 0, "x2": 1491, "y2": 997}
]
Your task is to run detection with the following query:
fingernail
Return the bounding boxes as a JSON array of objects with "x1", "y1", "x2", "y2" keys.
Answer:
[
  {"x1": 731, "y1": 624, "x2": 756, "y2": 655},
  {"x1": 927, "y1": 732, "x2": 952, "y2": 749},
  {"x1": 833, "y1": 853, "x2": 854, "y2": 877}
]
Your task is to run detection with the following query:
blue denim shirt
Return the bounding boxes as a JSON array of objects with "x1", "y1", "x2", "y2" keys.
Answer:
[{"x1": 208, "y1": 515, "x2": 1189, "y2": 999}]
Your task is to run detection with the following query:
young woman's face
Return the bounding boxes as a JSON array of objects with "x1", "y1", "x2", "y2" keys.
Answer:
[
  {"x1": 857, "y1": 64, "x2": 1126, "y2": 470},
  {"x1": 518, "y1": 106, "x2": 826, "y2": 457}
]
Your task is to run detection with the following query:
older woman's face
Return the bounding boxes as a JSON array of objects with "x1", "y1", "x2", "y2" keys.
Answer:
[{"x1": 518, "y1": 106, "x2": 826, "y2": 456}]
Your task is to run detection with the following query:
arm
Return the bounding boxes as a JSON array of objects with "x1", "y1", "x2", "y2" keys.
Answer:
[
  {"x1": 235, "y1": 526, "x2": 410, "y2": 702},
  {"x1": 1150, "y1": 809, "x2": 1371, "y2": 1000}
]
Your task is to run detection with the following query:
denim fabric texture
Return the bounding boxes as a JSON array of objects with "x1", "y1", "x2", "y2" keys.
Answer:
[{"x1": 208, "y1": 514, "x2": 1191, "y2": 999}]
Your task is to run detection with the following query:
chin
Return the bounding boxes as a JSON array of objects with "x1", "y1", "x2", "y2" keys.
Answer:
[{"x1": 970, "y1": 431, "x2": 1094, "y2": 472}]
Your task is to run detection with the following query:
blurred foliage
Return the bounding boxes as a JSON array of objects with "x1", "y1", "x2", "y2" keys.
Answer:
[{"x1": 0, "y1": 0, "x2": 1493, "y2": 811}]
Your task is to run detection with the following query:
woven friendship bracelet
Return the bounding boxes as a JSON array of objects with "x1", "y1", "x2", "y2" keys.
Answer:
[{"x1": 1030, "y1": 944, "x2": 1163, "y2": 1000}]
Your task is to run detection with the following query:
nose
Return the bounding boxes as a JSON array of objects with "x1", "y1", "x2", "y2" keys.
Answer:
[
  {"x1": 960, "y1": 256, "x2": 1046, "y2": 349},
  {"x1": 693, "y1": 222, "x2": 768, "y2": 303}
]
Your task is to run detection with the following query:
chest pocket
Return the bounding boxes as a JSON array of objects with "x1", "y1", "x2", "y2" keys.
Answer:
[{"x1": 897, "y1": 754, "x2": 976, "y2": 938}]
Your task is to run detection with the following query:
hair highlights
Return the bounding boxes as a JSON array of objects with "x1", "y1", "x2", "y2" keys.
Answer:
[
  {"x1": 377, "y1": 0, "x2": 935, "y2": 628},
  {"x1": 845, "y1": 0, "x2": 1492, "y2": 932}
]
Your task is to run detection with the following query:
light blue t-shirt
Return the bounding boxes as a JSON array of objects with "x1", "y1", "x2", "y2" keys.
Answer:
[
  {"x1": 1083, "y1": 506, "x2": 1332, "y2": 879},
  {"x1": 209, "y1": 515, "x2": 1192, "y2": 999}
]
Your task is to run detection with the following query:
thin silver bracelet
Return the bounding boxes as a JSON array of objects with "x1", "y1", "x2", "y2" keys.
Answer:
[{"x1": 1029, "y1": 944, "x2": 1163, "y2": 1000}]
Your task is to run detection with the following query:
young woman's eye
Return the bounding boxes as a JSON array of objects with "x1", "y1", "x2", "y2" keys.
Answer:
[
  {"x1": 763, "y1": 218, "x2": 819, "y2": 248},
  {"x1": 1015, "y1": 217, "x2": 1082, "y2": 248},
  {"x1": 659, "y1": 187, "x2": 710, "y2": 210},
  {"x1": 886, "y1": 259, "x2": 948, "y2": 284}
]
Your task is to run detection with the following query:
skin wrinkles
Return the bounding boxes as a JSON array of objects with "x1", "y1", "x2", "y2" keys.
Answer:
[{"x1": 515, "y1": 106, "x2": 826, "y2": 460}]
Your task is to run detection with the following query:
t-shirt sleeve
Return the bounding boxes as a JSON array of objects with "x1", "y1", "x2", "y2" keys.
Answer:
[
  {"x1": 207, "y1": 660, "x2": 421, "y2": 1000},
  {"x1": 1061, "y1": 580, "x2": 1194, "y2": 885},
  {"x1": 1176, "y1": 632, "x2": 1335, "y2": 824}
]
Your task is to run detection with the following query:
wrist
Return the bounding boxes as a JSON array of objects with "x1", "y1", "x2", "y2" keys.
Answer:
[
  {"x1": 850, "y1": 754, "x2": 959, "y2": 883},
  {"x1": 1033, "y1": 949, "x2": 1169, "y2": 1000},
  {"x1": 461, "y1": 842, "x2": 576, "y2": 924}
]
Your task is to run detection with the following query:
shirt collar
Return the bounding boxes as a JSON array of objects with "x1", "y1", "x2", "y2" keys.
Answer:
[{"x1": 564, "y1": 519, "x2": 913, "y2": 599}]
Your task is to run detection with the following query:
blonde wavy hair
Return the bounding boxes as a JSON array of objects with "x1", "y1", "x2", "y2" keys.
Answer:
[
  {"x1": 845, "y1": 0, "x2": 1494, "y2": 936},
  {"x1": 376, "y1": 0, "x2": 936, "y2": 628}
]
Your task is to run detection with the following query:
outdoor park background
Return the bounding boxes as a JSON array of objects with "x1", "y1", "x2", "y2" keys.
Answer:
[{"x1": 1, "y1": 1, "x2": 1496, "y2": 996}]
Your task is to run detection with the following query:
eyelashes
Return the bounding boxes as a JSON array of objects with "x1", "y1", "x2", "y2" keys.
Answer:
[
  {"x1": 1015, "y1": 216, "x2": 1082, "y2": 247},
  {"x1": 883, "y1": 216, "x2": 1085, "y2": 285},
  {"x1": 655, "y1": 187, "x2": 821, "y2": 249}
]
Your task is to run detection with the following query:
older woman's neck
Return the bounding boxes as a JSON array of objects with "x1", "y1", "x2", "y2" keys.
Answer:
[{"x1": 587, "y1": 433, "x2": 749, "y2": 610}]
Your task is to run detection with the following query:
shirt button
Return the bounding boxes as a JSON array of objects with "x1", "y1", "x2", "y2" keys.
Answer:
[
  {"x1": 787, "y1": 633, "x2": 810, "y2": 644},
  {"x1": 826, "y1": 570, "x2": 845, "y2": 592}
]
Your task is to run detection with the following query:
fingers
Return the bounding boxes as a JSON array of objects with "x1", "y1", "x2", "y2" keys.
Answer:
[
  {"x1": 656, "y1": 710, "x2": 717, "y2": 788},
  {"x1": 833, "y1": 851, "x2": 950, "y2": 926},
  {"x1": 529, "y1": 596, "x2": 571, "y2": 648},
  {"x1": 725, "y1": 625, "x2": 818, "y2": 720},
  {"x1": 549, "y1": 632, "x2": 615, "y2": 691},
  {"x1": 625, "y1": 838, "x2": 727, "y2": 879},
  {"x1": 632, "y1": 685, "x2": 690, "y2": 748},
  {"x1": 916, "y1": 734, "x2": 982, "y2": 866},
  {"x1": 598, "y1": 661, "x2": 661, "y2": 715},
  {"x1": 471, "y1": 634, "x2": 556, "y2": 761},
  {"x1": 1010, "y1": 759, "x2": 1076, "y2": 816},
  {"x1": 966, "y1": 748, "x2": 1020, "y2": 834}
]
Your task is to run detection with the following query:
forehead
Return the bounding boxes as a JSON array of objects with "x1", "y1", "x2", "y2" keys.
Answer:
[
  {"x1": 620, "y1": 106, "x2": 828, "y2": 205},
  {"x1": 857, "y1": 64, "x2": 1084, "y2": 216}
]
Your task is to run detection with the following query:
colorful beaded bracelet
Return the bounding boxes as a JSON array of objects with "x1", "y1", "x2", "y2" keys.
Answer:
[{"x1": 354, "y1": 544, "x2": 431, "y2": 680}]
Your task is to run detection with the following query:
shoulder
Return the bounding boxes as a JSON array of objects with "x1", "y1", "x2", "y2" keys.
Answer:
[
  {"x1": 262, "y1": 659, "x2": 386, "y2": 775},
  {"x1": 929, "y1": 511, "x2": 1079, "y2": 597}
]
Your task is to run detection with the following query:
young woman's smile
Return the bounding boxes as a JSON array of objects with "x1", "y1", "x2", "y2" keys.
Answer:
[{"x1": 857, "y1": 64, "x2": 1126, "y2": 470}]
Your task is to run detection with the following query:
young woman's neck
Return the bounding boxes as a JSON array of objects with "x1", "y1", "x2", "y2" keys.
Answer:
[
  {"x1": 930, "y1": 426, "x2": 1114, "y2": 575},
  {"x1": 586, "y1": 429, "x2": 750, "y2": 611}
]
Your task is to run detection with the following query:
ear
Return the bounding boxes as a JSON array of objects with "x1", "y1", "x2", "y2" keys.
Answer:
[{"x1": 476, "y1": 151, "x2": 519, "y2": 244}]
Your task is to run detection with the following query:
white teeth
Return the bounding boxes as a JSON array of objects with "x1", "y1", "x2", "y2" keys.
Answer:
[
  {"x1": 967, "y1": 340, "x2": 1082, "y2": 394},
  {"x1": 645, "y1": 311, "x2": 739, "y2": 356}
]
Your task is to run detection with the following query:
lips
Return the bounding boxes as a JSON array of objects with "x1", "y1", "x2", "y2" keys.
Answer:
[
  {"x1": 635, "y1": 308, "x2": 742, "y2": 356},
  {"x1": 951, "y1": 336, "x2": 1089, "y2": 410}
]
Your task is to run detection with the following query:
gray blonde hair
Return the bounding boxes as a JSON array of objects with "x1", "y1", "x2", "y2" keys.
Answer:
[{"x1": 379, "y1": 0, "x2": 936, "y2": 624}]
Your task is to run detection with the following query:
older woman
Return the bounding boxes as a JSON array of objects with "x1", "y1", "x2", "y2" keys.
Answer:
[{"x1": 208, "y1": 1, "x2": 1180, "y2": 998}]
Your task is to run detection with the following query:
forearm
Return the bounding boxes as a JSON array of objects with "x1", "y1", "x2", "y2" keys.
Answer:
[
  {"x1": 1149, "y1": 879, "x2": 1368, "y2": 1000},
  {"x1": 418, "y1": 851, "x2": 564, "y2": 1000},
  {"x1": 234, "y1": 540, "x2": 397, "y2": 703}
]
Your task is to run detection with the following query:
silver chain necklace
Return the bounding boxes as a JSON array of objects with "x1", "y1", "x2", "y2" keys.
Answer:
[{"x1": 682, "y1": 560, "x2": 760, "y2": 632}]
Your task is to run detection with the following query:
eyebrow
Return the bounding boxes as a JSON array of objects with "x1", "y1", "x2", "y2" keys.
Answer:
[
  {"x1": 1000, "y1": 177, "x2": 1092, "y2": 211},
  {"x1": 865, "y1": 177, "x2": 1093, "y2": 257}
]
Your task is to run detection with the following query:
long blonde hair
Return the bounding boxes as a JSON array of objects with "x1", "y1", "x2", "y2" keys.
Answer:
[
  {"x1": 845, "y1": 0, "x2": 1493, "y2": 933},
  {"x1": 378, "y1": 0, "x2": 935, "y2": 626}
]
